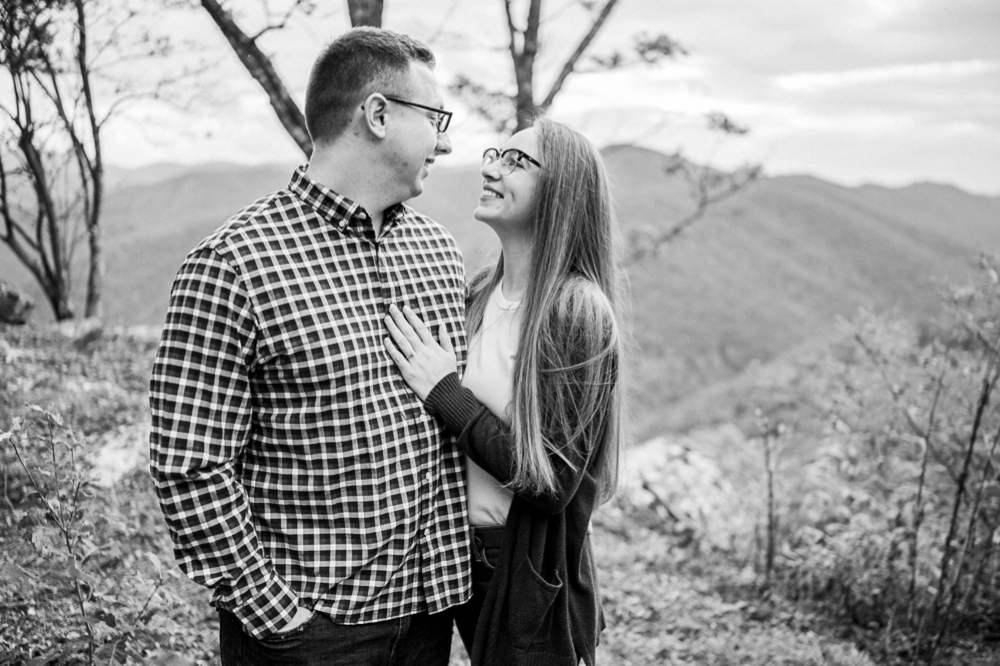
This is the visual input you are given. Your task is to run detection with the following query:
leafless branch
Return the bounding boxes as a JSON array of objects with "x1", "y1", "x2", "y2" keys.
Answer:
[
  {"x1": 425, "y1": 0, "x2": 462, "y2": 45},
  {"x1": 540, "y1": 0, "x2": 618, "y2": 110},
  {"x1": 251, "y1": 0, "x2": 314, "y2": 40},
  {"x1": 624, "y1": 157, "x2": 760, "y2": 265},
  {"x1": 199, "y1": 0, "x2": 311, "y2": 156}
]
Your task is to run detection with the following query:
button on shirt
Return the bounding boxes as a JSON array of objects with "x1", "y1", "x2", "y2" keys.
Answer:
[{"x1": 149, "y1": 166, "x2": 471, "y2": 639}]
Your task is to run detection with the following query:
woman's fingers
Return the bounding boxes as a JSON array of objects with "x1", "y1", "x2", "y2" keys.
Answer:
[
  {"x1": 383, "y1": 337, "x2": 410, "y2": 370},
  {"x1": 400, "y1": 305, "x2": 433, "y2": 344},
  {"x1": 438, "y1": 324, "x2": 453, "y2": 352},
  {"x1": 384, "y1": 314, "x2": 415, "y2": 356},
  {"x1": 389, "y1": 303, "x2": 420, "y2": 343},
  {"x1": 383, "y1": 306, "x2": 457, "y2": 402},
  {"x1": 388, "y1": 304, "x2": 452, "y2": 357}
]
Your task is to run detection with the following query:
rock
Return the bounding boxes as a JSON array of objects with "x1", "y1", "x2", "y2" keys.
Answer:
[
  {"x1": 621, "y1": 425, "x2": 760, "y2": 550},
  {"x1": 0, "y1": 281, "x2": 34, "y2": 325},
  {"x1": 90, "y1": 417, "x2": 151, "y2": 488},
  {"x1": 54, "y1": 316, "x2": 105, "y2": 352}
]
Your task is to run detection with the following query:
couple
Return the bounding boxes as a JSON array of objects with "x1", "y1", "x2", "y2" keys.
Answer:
[{"x1": 149, "y1": 26, "x2": 623, "y2": 666}]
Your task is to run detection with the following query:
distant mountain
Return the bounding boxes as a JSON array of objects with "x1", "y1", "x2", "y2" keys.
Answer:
[
  {"x1": 3, "y1": 150, "x2": 997, "y2": 438},
  {"x1": 600, "y1": 149, "x2": 999, "y2": 436}
]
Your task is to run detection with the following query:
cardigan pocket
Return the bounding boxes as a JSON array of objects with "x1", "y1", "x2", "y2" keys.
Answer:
[{"x1": 506, "y1": 559, "x2": 564, "y2": 649}]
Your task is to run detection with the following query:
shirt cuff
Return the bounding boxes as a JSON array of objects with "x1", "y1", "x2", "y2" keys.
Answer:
[
  {"x1": 229, "y1": 565, "x2": 299, "y2": 639},
  {"x1": 424, "y1": 372, "x2": 486, "y2": 435}
]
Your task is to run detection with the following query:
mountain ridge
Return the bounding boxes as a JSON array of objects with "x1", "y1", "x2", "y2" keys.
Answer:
[{"x1": 4, "y1": 148, "x2": 997, "y2": 438}]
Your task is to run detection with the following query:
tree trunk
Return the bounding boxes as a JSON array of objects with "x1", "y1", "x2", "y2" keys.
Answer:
[
  {"x1": 46, "y1": 281, "x2": 75, "y2": 321},
  {"x1": 348, "y1": 0, "x2": 383, "y2": 27},
  {"x1": 75, "y1": 0, "x2": 103, "y2": 319},
  {"x1": 200, "y1": 0, "x2": 312, "y2": 157},
  {"x1": 506, "y1": 0, "x2": 542, "y2": 132},
  {"x1": 200, "y1": 1, "x2": 386, "y2": 156},
  {"x1": 84, "y1": 221, "x2": 102, "y2": 318},
  {"x1": 539, "y1": 0, "x2": 619, "y2": 111}
]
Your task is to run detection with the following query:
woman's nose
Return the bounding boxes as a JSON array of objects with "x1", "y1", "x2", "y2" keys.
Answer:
[{"x1": 480, "y1": 159, "x2": 500, "y2": 179}]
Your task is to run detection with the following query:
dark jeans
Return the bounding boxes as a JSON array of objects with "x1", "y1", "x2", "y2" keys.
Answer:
[
  {"x1": 454, "y1": 525, "x2": 503, "y2": 654},
  {"x1": 219, "y1": 606, "x2": 454, "y2": 666}
]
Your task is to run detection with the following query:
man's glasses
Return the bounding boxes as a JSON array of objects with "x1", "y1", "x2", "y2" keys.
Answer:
[
  {"x1": 383, "y1": 95, "x2": 452, "y2": 133},
  {"x1": 482, "y1": 147, "x2": 543, "y2": 175}
]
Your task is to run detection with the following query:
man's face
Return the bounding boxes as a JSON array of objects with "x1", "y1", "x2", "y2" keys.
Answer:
[{"x1": 385, "y1": 61, "x2": 452, "y2": 202}]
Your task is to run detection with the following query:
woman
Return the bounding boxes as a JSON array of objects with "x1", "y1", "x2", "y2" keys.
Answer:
[{"x1": 383, "y1": 117, "x2": 623, "y2": 666}]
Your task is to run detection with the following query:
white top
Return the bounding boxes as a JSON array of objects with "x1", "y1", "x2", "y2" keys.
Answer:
[{"x1": 462, "y1": 281, "x2": 520, "y2": 526}]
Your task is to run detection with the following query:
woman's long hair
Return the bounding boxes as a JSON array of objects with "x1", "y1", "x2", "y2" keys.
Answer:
[{"x1": 466, "y1": 117, "x2": 624, "y2": 503}]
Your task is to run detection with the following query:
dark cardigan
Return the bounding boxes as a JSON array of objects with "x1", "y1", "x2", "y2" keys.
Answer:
[{"x1": 425, "y1": 372, "x2": 604, "y2": 666}]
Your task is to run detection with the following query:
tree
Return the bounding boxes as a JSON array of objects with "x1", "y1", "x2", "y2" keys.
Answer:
[
  {"x1": 0, "y1": 0, "x2": 105, "y2": 321},
  {"x1": 618, "y1": 142, "x2": 761, "y2": 266},
  {"x1": 452, "y1": 0, "x2": 683, "y2": 134},
  {"x1": 197, "y1": 0, "x2": 384, "y2": 159},
  {"x1": 197, "y1": 0, "x2": 677, "y2": 145},
  {"x1": 1, "y1": 0, "x2": 188, "y2": 321},
  {"x1": 196, "y1": 0, "x2": 756, "y2": 260},
  {"x1": 452, "y1": 1, "x2": 756, "y2": 261},
  {"x1": 199, "y1": 0, "x2": 315, "y2": 157}
]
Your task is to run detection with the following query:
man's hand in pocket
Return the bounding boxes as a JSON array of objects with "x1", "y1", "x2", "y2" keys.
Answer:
[{"x1": 277, "y1": 606, "x2": 314, "y2": 634}]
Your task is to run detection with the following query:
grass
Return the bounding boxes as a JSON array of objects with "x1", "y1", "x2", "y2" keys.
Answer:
[{"x1": 3, "y1": 307, "x2": 997, "y2": 664}]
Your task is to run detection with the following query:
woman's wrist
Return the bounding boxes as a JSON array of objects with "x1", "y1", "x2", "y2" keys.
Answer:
[
  {"x1": 424, "y1": 372, "x2": 462, "y2": 417},
  {"x1": 424, "y1": 372, "x2": 484, "y2": 435}
]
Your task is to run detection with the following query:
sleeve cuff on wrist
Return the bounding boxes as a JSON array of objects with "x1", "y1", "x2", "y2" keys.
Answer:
[{"x1": 424, "y1": 372, "x2": 486, "y2": 434}]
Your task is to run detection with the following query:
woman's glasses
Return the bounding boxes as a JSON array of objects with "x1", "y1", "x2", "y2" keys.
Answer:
[{"x1": 482, "y1": 147, "x2": 543, "y2": 175}]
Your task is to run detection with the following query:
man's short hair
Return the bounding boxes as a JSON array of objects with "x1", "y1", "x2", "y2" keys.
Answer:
[{"x1": 305, "y1": 27, "x2": 436, "y2": 145}]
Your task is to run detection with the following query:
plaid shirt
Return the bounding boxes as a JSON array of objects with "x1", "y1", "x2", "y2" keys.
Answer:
[{"x1": 149, "y1": 167, "x2": 470, "y2": 640}]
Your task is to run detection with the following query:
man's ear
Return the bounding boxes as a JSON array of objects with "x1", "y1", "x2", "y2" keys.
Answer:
[{"x1": 361, "y1": 93, "x2": 389, "y2": 139}]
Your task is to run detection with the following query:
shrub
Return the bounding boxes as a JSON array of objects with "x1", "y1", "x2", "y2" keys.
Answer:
[
  {"x1": 0, "y1": 406, "x2": 201, "y2": 664},
  {"x1": 0, "y1": 326, "x2": 216, "y2": 665},
  {"x1": 777, "y1": 255, "x2": 1000, "y2": 662}
]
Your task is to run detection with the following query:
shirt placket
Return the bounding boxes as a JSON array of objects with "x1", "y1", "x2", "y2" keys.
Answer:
[
  {"x1": 380, "y1": 225, "x2": 443, "y2": 587},
  {"x1": 370, "y1": 213, "x2": 436, "y2": 602}
]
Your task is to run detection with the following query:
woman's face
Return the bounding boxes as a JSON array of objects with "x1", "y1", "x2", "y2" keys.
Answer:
[{"x1": 473, "y1": 127, "x2": 542, "y2": 234}]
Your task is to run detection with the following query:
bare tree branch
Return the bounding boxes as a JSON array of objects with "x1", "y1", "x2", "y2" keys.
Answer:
[
  {"x1": 0, "y1": 151, "x2": 47, "y2": 280},
  {"x1": 251, "y1": 0, "x2": 314, "y2": 40},
  {"x1": 539, "y1": 0, "x2": 619, "y2": 110},
  {"x1": 623, "y1": 157, "x2": 760, "y2": 266},
  {"x1": 73, "y1": 0, "x2": 103, "y2": 318},
  {"x1": 199, "y1": 0, "x2": 312, "y2": 156}
]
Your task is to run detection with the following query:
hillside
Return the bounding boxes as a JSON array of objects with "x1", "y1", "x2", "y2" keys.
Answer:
[
  {"x1": 604, "y1": 152, "x2": 1000, "y2": 436},
  {"x1": 2, "y1": 149, "x2": 997, "y2": 438}
]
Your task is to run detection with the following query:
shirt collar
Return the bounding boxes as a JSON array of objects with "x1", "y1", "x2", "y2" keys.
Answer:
[{"x1": 288, "y1": 166, "x2": 409, "y2": 234}]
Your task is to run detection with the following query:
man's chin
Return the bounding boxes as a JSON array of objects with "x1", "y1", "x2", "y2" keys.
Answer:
[{"x1": 404, "y1": 182, "x2": 425, "y2": 202}]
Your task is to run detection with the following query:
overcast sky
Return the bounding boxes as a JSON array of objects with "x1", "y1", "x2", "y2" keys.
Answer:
[{"x1": 108, "y1": 0, "x2": 1000, "y2": 196}]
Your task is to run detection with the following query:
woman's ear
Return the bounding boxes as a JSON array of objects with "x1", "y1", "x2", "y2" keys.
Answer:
[{"x1": 361, "y1": 93, "x2": 389, "y2": 139}]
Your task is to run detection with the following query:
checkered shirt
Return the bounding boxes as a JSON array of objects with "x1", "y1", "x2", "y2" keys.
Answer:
[{"x1": 149, "y1": 166, "x2": 471, "y2": 640}]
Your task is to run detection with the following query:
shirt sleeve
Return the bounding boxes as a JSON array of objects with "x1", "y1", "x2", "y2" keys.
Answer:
[
  {"x1": 424, "y1": 372, "x2": 590, "y2": 516},
  {"x1": 148, "y1": 246, "x2": 298, "y2": 639}
]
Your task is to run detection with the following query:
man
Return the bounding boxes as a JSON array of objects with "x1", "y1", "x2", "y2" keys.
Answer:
[{"x1": 149, "y1": 28, "x2": 469, "y2": 665}]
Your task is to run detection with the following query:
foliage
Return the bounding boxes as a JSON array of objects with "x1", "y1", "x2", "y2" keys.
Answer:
[
  {"x1": 0, "y1": 326, "x2": 216, "y2": 665},
  {"x1": 6, "y1": 260, "x2": 998, "y2": 664},
  {"x1": 768, "y1": 255, "x2": 1000, "y2": 663},
  {"x1": 2, "y1": 320, "x2": 895, "y2": 666}
]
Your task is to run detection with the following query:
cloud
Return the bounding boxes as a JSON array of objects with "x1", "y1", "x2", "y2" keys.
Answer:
[{"x1": 772, "y1": 60, "x2": 1000, "y2": 92}]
